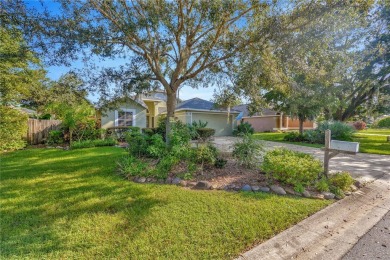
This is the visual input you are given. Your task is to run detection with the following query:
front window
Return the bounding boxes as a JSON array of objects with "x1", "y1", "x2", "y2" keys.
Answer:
[{"x1": 116, "y1": 110, "x2": 134, "y2": 127}]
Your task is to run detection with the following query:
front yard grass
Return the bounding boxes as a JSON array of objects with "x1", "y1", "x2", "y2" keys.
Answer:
[
  {"x1": 1, "y1": 147, "x2": 330, "y2": 259},
  {"x1": 253, "y1": 129, "x2": 390, "y2": 155}
]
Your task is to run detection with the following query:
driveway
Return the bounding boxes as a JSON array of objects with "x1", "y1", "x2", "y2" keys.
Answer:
[{"x1": 212, "y1": 136, "x2": 390, "y2": 183}]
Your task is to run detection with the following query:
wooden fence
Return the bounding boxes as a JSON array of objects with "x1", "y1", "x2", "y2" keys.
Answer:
[{"x1": 27, "y1": 119, "x2": 62, "y2": 145}]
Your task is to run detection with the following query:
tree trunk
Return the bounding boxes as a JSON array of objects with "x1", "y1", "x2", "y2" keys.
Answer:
[
  {"x1": 165, "y1": 91, "x2": 177, "y2": 143},
  {"x1": 69, "y1": 129, "x2": 73, "y2": 146},
  {"x1": 299, "y1": 118, "x2": 304, "y2": 135}
]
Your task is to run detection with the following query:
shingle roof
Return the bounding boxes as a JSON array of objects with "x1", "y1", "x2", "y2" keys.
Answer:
[
  {"x1": 176, "y1": 98, "x2": 239, "y2": 113},
  {"x1": 233, "y1": 104, "x2": 278, "y2": 117}
]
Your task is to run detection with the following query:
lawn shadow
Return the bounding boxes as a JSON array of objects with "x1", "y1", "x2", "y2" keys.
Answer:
[{"x1": 1, "y1": 147, "x2": 166, "y2": 257}]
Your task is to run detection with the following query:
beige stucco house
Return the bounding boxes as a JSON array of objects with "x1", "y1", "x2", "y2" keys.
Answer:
[
  {"x1": 233, "y1": 104, "x2": 316, "y2": 132},
  {"x1": 165, "y1": 98, "x2": 240, "y2": 136},
  {"x1": 100, "y1": 92, "x2": 239, "y2": 136}
]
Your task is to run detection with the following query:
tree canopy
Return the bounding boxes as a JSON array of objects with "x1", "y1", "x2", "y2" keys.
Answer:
[{"x1": 5, "y1": 0, "x2": 360, "y2": 137}]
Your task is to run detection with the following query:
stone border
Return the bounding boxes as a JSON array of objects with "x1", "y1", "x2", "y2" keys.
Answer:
[{"x1": 131, "y1": 177, "x2": 363, "y2": 201}]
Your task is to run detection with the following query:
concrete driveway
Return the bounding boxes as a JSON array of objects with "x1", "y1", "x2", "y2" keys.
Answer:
[{"x1": 212, "y1": 136, "x2": 390, "y2": 183}]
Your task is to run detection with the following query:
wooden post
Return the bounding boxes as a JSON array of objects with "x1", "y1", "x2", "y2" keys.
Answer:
[{"x1": 323, "y1": 129, "x2": 331, "y2": 177}]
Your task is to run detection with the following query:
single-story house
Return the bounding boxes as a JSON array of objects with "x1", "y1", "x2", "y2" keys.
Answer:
[
  {"x1": 100, "y1": 91, "x2": 239, "y2": 136},
  {"x1": 165, "y1": 98, "x2": 240, "y2": 136},
  {"x1": 233, "y1": 104, "x2": 316, "y2": 132}
]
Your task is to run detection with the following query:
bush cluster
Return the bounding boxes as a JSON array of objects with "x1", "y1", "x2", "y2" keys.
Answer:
[
  {"x1": 373, "y1": 117, "x2": 390, "y2": 128},
  {"x1": 284, "y1": 121, "x2": 356, "y2": 144},
  {"x1": 47, "y1": 130, "x2": 64, "y2": 145},
  {"x1": 119, "y1": 122, "x2": 220, "y2": 180},
  {"x1": 261, "y1": 148, "x2": 323, "y2": 190},
  {"x1": 70, "y1": 138, "x2": 118, "y2": 149},
  {"x1": 233, "y1": 122, "x2": 254, "y2": 136},
  {"x1": 233, "y1": 134, "x2": 264, "y2": 168},
  {"x1": 0, "y1": 106, "x2": 28, "y2": 151},
  {"x1": 353, "y1": 121, "x2": 366, "y2": 130}
]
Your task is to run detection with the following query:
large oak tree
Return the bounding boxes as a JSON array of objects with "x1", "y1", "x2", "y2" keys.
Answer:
[{"x1": 4, "y1": 0, "x2": 353, "y2": 136}]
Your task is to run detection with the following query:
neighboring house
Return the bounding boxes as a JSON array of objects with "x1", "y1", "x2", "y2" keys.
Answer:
[
  {"x1": 233, "y1": 104, "x2": 316, "y2": 132},
  {"x1": 168, "y1": 98, "x2": 240, "y2": 136},
  {"x1": 100, "y1": 92, "x2": 239, "y2": 136}
]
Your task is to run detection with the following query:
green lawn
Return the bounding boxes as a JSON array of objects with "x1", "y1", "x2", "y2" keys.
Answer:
[
  {"x1": 0, "y1": 147, "x2": 330, "y2": 259},
  {"x1": 254, "y1": 129, "x2": 390, "y2": 155}
]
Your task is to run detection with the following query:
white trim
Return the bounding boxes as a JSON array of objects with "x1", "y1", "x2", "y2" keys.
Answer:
[{"x1": 114, "y1": 108, "x2": 136, "y2": 127}]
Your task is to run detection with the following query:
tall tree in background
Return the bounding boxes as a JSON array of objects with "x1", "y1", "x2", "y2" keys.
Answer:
[
  {"x1": 0, "y1": 26, "x2": 46, "y2": 105},
  {"x1": 4, "y1": 0, "x2": 351, "y2": 138}
]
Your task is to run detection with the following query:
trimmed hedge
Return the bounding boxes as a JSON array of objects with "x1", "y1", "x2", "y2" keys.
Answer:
[{"x1": 0, "y1": 106, "x2": 28, "y2": 151}]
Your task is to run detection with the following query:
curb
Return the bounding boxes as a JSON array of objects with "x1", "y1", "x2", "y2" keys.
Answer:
[{"x1": 237, "y1": 178, "x2": 390, "y2": 260}]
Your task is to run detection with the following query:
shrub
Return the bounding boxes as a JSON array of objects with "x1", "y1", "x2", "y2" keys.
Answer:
[
  {"x1": 261, "y1": 148, "x2": 323, "y2": 189},
  {"x1": 316, "y1": 121, "x2": 355, "y2": 141},
  {"x1": 214, "y1": 158, "x2": 227, "y2": 168},
  {"x1": 302, "y1": 129, "x2": 322, "y2": 144},
  {"x1": 196, "y1": 144, "x2": 218, "y2": 164},
  {"x1": 146, "y1": 134, "x2": 167, "y2": 158},
  {"x1": 329, "y1": 171, "x2": 354, "y2": 191},
  {"x1": 284, "y1": 132, "x2": 305, "y2": 142},
  {"x1": 374, "y1": 117, "x2": 390, "y2": 128},
  {"x1": 196, "y1": 128, "x2": 216, "y2": 142},
  {"x1": 188, "y1": 120, "x2": 208, "y2": 140},
  {"x1": 233, "y1": 134, "x2": 264, "y2": 168},
  {"x1": 315, "y1": 177, "x2": 330, "y2": 192},
  {"x1": 0, "y1": 106, "x2": 28, "y2": 151},
  {"x1": 353, "y1": 121, "x2": 366, "y2": 130},
  {"x1": 233, "y1": 122, "x2": 254, "y2": 136},
  {"x1": 47, "y1": 130, "x2": 64, "y2": 145},
  {"x1": 107, "y1": 126, "x2": 139, "y2": 141},
  {"x1": 70, "y1": 138, "x2": 118, "y2": 149},
  {"x1": 125, "y1": 130, "x2": 148, "y2": 158},
  {"x1": 117, "y1": 156, "x2": 149, "y2": 178},
  {"x1": 142, "y1": 128, "x2": 156, "y2": 136},
  {"x1": 154, "y1": 154, "x2": 180, "y2": 179}
]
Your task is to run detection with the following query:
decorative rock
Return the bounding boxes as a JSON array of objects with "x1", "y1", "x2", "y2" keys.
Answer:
[
  {"x1": 137, "y1": 177, "x2": 146, "y2": 183},
  {"x1": 179, "y1": 180, "x2": 187, "y2": 187},
  {"x1": 211, "y1": 184, "x2": 219, "y2": 190},
  {"x1": 56, "y1": 146, "x2": 63, "y2": 149},
  {"x1": 241, "y1": 184, "x2": 252, "y2": 192},
  {"x1": 252, "y1": 186, "x2": 260, "y2": 192},
  {"x1": 345, "y1": 191, "x2": 352, "y2": 196},
  {"x1": 350, "y1": 184, "x2": 358, "y2": 192},
  {"x1": 186, "y1": 181, "x2": 197, "y2": 187},
  {"x1": 302, "y1": 190, "x2": 311, "y2": 198},
  {"x1": 259, "y1": 186, "x2": 270, "y2": 192},
  {"x1": 312, "y1": 194, "x2": 324, "y2": 200},
  {"x1": 335, "y1": 195, "x2": 344, "y2": 200},
  {"x1": 354, "y1": 180, "x2": 363, "y2": 188},
  {"x1": 146, "y1": 177, "x2": 154, "y2": 182},
  {"x1": 284, "y1": 187, "x2": 296, "y2": 195},
  {"x1": 165, "y1": 177, "x2": 173, "y2": 184},
  {"x1": 193, "y1": 181, "x2": 211, "y2": 190},
  {"x1": 157, "y1": 179, "x2": 165, "y2": 184},
  {"x1": 322, "y1": 192, "x2": 335, "y2": 200},
  {"x1": 172, "y1": 177, "x2": 182, "y2": 185},
  {"x1": 270, "y1": 185, "x2": 286, "y2": 195}
]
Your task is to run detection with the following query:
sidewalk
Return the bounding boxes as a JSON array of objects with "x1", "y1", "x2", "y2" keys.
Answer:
[{"x1": 237, "y1": 178, "x2": 390, "y2": 260}]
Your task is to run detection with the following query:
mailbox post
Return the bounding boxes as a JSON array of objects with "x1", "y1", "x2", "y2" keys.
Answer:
[{"x1": 323, "y1": 129, "x2": 359, "y2": 177}]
